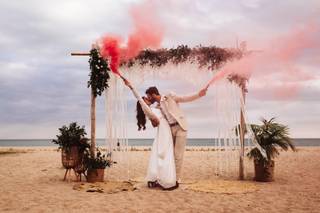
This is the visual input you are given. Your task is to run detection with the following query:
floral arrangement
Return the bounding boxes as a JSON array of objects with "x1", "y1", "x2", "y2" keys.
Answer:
[
  {"x1": 227, "y1": 74, "x2": 248, "y2": 93},
  {"x1": 120, "y1": 45, "x2": 247, "y2": 90},
  {"x1": 88, "y1": 45, "x2": 247, "y2": 92},
  {"x1": 120, "y1": 45, "x2": 243, "y2": 70}
]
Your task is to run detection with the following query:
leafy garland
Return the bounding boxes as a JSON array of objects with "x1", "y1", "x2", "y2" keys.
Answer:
[
  {"x1": 87, "y1": 46, "x2": 248, "y2": 92},
  {"x1": 120, "y1": 45, "x2": 243, "y2": 70},
  {"x1": 88, "y1": 48, "x2": 111, "y2": 97},
  {"x1": 120, "y1": 45, "x2": 247, "y2": 91}
]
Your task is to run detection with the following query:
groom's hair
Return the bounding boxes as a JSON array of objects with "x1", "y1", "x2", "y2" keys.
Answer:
[{"x1": 145, "y1": 86, "x2": 160, "y2": 96}]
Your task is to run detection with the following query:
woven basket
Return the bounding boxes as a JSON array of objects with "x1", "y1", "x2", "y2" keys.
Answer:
[{"x1": 61, "y1": 146, "x2": 80, "y2": 169}]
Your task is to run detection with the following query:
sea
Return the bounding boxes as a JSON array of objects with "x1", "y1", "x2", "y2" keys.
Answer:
[{"x1": 0, "y1": 138, "x2": 319, "y2": 147}]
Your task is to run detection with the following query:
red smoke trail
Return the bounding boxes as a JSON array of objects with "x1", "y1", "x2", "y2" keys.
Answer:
[
  {"x1": 100, "y1": 36, "x2": 122, "y2": 75},
  {"x1": 100, "y1": 0, "x2": 164, "y2": 75},
  {"x1": 207, "y1": 22, "x2": 320, "y2": 99}
]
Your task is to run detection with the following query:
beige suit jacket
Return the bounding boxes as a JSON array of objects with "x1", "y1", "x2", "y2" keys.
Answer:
[{"x1": 161, "y1": 92, "x2": 201, "y2": 131}]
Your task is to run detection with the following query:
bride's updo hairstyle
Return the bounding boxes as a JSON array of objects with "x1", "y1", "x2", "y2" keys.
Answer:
[{"x1": 136, "y1": 97, "x2": 147, "y2": 131}]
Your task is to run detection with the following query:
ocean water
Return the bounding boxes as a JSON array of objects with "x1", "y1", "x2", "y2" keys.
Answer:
[{"x1": 0, "y1": 138, "x2": 319, "y2": 147}]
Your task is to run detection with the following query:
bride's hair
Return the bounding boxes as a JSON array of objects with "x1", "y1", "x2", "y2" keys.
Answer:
[{"x1": 136, "y1": 99, "x2": 146, "y2": 131}]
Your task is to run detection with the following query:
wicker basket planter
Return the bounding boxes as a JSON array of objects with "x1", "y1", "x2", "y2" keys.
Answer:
[{"x1": 61, "y1": 146, "x2": 80, "y2": 169}]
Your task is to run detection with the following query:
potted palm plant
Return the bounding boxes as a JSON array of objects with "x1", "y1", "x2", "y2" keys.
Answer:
[
  {"x1": 52, "y1": 122, "x2": 90, "y2": 170},
  {"x1": 248, "y1": 118, "x2": 296, "y2": 182},
  {"x1": 84, "y1": 148, "x2": 112, "y2": 183}
]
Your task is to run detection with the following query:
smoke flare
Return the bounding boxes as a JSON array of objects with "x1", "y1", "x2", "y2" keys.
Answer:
[{"x1": 100, "y1": 0, "x2": 164, "y2": 75}]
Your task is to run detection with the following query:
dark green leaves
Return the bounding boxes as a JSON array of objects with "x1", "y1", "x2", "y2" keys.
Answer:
[
  {"x1": 52, "y1": 122, "x2": 90, "y2": 152},
  {"x1": 88, "y1": 48, "x2": 111, "y2": 97},
  {"x1": 84, "y1": 149, "x2": 112, "y2": 169}
]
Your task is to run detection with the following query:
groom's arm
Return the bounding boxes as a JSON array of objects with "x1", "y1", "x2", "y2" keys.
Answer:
[{"x1": 172, "y1": 88, "x2": 207, "y2": 103}]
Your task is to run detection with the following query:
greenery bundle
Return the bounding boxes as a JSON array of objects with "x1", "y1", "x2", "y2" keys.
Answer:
[
  {"x1": 227, "y1": 74, "x2": 248, "y2": 93},
  {"x1": 88, "y1": 48, "x2": 111, "y2": 97},
  {"x1": 84, "y1": 148, "x2": 112, "y2": 170},
  {"x1": 52, "y1": 122, "x2": 90, "y2": 152}
]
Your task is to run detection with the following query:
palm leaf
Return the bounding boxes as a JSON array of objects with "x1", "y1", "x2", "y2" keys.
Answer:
[{"x1": 249, "y1": 118, "x2": 296, "y2": 162}]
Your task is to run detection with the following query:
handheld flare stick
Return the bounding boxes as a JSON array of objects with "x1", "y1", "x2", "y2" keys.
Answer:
[{"x1": 203, "y1": 69, "x2": 229, "y2": 90}]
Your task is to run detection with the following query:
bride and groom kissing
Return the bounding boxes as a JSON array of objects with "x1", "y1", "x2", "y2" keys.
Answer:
[{"x1": 122, "y1": 78, "x2": 207, "y2": 190}]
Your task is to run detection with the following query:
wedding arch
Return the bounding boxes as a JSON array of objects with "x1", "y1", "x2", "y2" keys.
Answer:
[{"x1": 72, "y1": 45, "x2": 260, "y2": 181}]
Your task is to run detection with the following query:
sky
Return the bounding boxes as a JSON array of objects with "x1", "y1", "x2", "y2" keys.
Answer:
[{"x1": 0, "y1": 0, "x2": 319, "y2": 139}]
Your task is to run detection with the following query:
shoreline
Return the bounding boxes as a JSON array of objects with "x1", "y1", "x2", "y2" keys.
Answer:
[
  {"x1": 1, "y1": 146, "x2": 319, "y2": 151},
  {"x1": 1, "y1": 138, "x2": 319, "y2": 148}
]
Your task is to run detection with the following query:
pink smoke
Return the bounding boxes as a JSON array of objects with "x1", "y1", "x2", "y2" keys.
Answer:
[
  {"x1": 100, "y1": 0, "x2": 164, "y2": 75},
  {"x1": 100, "y1": 36, "x2": 122, "y2": 75},
  {"x1": 125, "y1": 2, "x2": 163, "y2": 59},
  {"x1": 208, "y1": 22, "x2": 320, "y2": 99}
]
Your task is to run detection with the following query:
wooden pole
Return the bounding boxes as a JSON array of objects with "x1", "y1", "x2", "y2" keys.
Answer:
[
  {"x1": 90, "y1": 90, "x2": 96, "y2": 157},
  {"x1": 70, "y1": 52, "x2": 95, "y2": 156},
  {"x1": 71, "y1": 53, "x2": 90, "y2": 56},
  {"x1": 239, "y1": 88, "x2": 246, "y2": 180}
]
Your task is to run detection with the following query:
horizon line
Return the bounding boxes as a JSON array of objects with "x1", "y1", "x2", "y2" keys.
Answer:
[{"x1": 1, "y1": 138, "x2": 320, "y2": 140}]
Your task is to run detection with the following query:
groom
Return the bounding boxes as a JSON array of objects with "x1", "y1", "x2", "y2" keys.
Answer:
[{"x1": 145, "y1": 86, "x2": 207, "y2": 188}]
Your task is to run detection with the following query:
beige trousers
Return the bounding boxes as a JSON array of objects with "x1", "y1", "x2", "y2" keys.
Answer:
[{"x1": 170, "y1": 125, "x2": 187, "y2": 181}]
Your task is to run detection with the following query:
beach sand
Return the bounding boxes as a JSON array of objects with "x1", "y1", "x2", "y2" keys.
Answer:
[{"x1": 0, "y1": 147, "x2": 319, "y2": 212}]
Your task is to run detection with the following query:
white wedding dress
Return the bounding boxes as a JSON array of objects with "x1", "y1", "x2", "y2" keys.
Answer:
[{"x1": 130, "y1": 86, "x2": 176, "y2": 189}]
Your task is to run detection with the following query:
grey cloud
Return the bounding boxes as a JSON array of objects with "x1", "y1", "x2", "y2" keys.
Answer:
[{"x1": 0, "y1": 0, "x2": 319, "y2": 138}]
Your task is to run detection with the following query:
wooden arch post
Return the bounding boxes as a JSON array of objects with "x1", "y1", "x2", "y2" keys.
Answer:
[
  {"x1": 90, "y1": 88, "x2": 96, "y2": 157},
  {"x1": 239, "y1": 87, "x2": 247, "y2": 180},
  {"x1": 70, "y1": 52, "x2": 96, "y2": 157}
]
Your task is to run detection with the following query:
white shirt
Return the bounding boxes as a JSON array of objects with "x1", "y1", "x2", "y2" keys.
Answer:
[{"x1": 159, "y1": 96, "x2": 177, "y2": 125}]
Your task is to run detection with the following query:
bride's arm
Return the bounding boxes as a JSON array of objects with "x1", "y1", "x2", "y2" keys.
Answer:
[
  {"x1": 131, "y1": 87, "x2": 159, "y2": 122},
  {"x1": 124, "y1": 79, "x2": 159, "y2": 124}
]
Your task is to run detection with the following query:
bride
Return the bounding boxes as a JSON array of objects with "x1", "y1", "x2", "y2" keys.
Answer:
[{"x1": 123, "y1": 78, "x2": 177, "y2": 190}]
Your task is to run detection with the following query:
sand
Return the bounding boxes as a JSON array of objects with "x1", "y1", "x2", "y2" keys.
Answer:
[{"x1": 0, "y1": 146, "x2": 319, "y2": 213}]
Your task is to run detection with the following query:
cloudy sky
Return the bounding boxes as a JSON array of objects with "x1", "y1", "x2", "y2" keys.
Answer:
[{"x1": 0, "y1": 0, "x2": 319, "y2": 139}]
